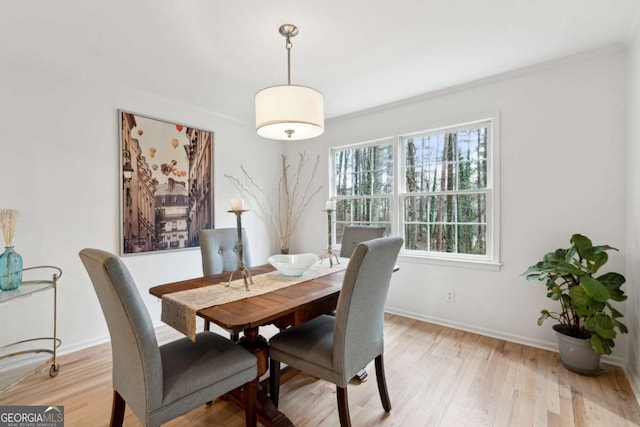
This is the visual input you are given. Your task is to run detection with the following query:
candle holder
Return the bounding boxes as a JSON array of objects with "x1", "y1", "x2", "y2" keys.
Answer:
[
  {"x1": 227, "y1": 209, "x2": 253, "y2": 291},
  {"x1": 320, "y1": 209, "x2": 340, "y2": 267}
]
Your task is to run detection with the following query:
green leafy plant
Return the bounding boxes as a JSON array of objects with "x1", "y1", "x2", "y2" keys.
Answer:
[{"x1": 523, "y1": 233, "x2": 627, "y2": 355}]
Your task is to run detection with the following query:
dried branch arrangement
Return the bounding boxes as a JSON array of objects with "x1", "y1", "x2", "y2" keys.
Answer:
[
  {"x1": 226, "y1": 152, "x2": 322, "y2": 253},
  {"x1": 0, "y1": 209, "x2": 19, "y2": 246}
]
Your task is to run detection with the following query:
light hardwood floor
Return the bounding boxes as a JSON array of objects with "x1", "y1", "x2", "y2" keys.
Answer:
[{"x1": 1, "y1": 314, "x2": 638, "y2": 426}]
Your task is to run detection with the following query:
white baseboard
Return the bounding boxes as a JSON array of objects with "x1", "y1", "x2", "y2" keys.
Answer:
[
  {"x1": 624, "y1": 366, "x2": 640, "y2": 406},
  {"x1": 55, "y1": 319, "x2": 199, "y2": 357},
  {"x1": 384, "y1": 306, "x2": 627, "y2": 368},
  {"x1": 57, "y1": 321, "x2": 186, "y2": 356},
  {"x1": 57, "y1": 333, "x2": 111, "y2": 356}
]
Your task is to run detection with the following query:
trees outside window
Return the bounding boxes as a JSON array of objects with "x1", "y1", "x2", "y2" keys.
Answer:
[
  {"x1": 402, "y1": 123, "x2": 489, "y2": 256},
  {"x1": 333, "y1": 139, "x2": 393, "y2": 244},
  {"x1": 330, "y1": 118, "x2": 498, "y2": 264}
]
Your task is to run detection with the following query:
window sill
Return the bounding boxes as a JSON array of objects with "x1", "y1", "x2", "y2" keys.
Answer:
[{"x1": 398, "y1": 252, "x2": 502, "y2": 271}]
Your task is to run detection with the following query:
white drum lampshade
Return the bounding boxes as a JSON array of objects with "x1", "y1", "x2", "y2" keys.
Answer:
[
  {"x1": 255, "y1": 24, "x2": 325, "y2": 141},
  {"x1": 255, "y1": 84, "x2": 324, "y2": 140}
]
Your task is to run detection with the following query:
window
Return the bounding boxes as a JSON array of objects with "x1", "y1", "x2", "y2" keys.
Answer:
[
  {"x1": 402, "y1": 122, "x2": 490, "y2": 258},
  {"x1": 330, "y1": 117, "x2": 499, "y2": 266},
  {"x1": 333, "y1": 139, "x2": 393, "y2": 244}
]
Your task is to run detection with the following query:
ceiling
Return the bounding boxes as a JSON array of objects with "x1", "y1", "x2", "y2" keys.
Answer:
[{"x1": 1, "y1": 0, "x2": 639, "y2": 124}]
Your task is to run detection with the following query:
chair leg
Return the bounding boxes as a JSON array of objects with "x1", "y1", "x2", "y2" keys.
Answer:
[
  {"x1": 243, "y1": 377, "x2": 258, "y2": 427},
  {"x1": 204, "y1": 320, "x2": 210, "y2": 331},
  {"x1": 336, "y1": 386, "x2": 351, "y2": 427},
  {"x1": 269, "y1": 358, "x2": 281, "y2": 407},
  {"x1": 375, "y1": 354, "x2": 391, "y2": 412},
  {"x1": 110, "y1": 390, "x2": 125, "y2": 427}
]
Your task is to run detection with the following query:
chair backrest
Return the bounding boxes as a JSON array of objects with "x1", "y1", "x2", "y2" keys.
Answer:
[
  {"x1": 339, "y1": 225, "x2": 387, "y2": 258},
  {"x1": 199, "y1": 228, "x2": 252, "y2": 276},
  {"x1": 333, "y1": 237, "x2": 403, "y2": 377},
  {"x1": 79, "y1": 249, "x2": 162, "y2": 417}
]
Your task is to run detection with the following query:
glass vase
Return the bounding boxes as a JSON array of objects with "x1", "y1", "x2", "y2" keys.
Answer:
[{"x1": 0, "y1": 246, "x2": 23, "y2": 291}]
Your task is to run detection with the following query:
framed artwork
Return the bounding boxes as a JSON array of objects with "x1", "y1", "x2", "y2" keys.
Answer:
[{"x1": 119, "y1": 110, "x2": 214, "y2": 255}]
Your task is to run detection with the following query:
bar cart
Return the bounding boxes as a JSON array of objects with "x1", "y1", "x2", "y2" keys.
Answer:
[{"x1": 0, "y1": 265, "x2": 62, "y2": 392}]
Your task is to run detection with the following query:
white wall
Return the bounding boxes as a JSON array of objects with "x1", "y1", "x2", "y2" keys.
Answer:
[
  {"x1": 0, "y1": 53, "x2": 282, "y2": 353},
  {"x1": 0, "y1": 43, "x2": 632, "y2": 378},
  {"x1": 288, "y1": 47, "x2": 629, "y2": 363},
  {"x1": 626, "y1": 24, "x2": 640, "y2": 398}
]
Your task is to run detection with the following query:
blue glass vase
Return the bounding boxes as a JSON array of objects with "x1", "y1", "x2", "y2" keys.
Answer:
[{"x1": 0, "y1": 246, "x2": 23, "y2": 291}]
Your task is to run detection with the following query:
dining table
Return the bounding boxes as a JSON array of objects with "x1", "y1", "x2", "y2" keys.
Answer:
[{"x1": 149, "y1": 261, "x2": 349, "y2": 427}]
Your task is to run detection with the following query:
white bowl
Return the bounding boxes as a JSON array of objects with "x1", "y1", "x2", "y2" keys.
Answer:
[{"x1": 268, "y1": 253, "x2": 320, "y2": 277}]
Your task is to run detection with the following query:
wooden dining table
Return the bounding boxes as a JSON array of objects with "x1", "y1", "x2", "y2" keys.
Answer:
[{"x1": 149, "y1": 263, "x2": 347, "y2": 427}]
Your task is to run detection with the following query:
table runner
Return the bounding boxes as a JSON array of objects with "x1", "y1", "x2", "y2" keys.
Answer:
[{"x1": 162, "y1": 258, "x2": 349, "y2": 341}]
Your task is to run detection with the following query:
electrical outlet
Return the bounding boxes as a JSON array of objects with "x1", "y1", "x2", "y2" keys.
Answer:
[{"x1": 445, "y1": 290, "x2": 455, "y2": 303}]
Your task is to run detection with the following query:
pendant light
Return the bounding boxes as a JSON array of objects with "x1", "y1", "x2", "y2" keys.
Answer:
[{"x1": 255, "y1": 24, "x2": 324, "y2": 141}]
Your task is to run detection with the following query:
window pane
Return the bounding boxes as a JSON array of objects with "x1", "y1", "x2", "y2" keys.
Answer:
[
  {"x1": 336, "y1": 199, "x2": 352, "y2": 222},
  {"x1": 406, "y1": 135, "x2": 448, "y2": 165},
  {"x1": 404, "y1": 223, "x2": 429, "y2": 251},
  {"x1": 335, "y1": 142, "x2": 392, "y2": 197},
  {"x1": 360, "y1": 146, "x2": 372, "y2": 171},
  {"x1": 405, "y1": 195, "x2": 455, "y2": 224},
  {"x1": 335, "y1": 173, "x2": 352, "y2": 196},
  {"x1": 342, "y1": 149, "x2": 355, "y2": 174},
  {"x1": 457, "y1": 160, "x2": 487, "y2": 190},
  {"x1": 429, "y1": 195, "x2": 455, "y2": 223},
  {"x1": 370, "y1": 198, "x2": 390, "y2": 222},
  {"x1": 404, "y1": 195, "x2": 427, "y2": 222},
  {"x1": 373, "y1": 169, "x2": 393, "y2": 194},
  {"x1": 336, "y1": 222, "x2": 347, "y2": 244},
  {"x1": 456, "y1": 194, "x2": 486, "y2": 223},
  {"x1": 350, "y1": 198, "x2": 369, "y2": 222},
  {"x1": 354, "y1": 172, "x2": 368, "y2": 195},
  {"x1": 405, "y1": 153, "x2": 456, "y2": 192},
  {"x1": 456, "y1": 128, "x2": 487, "y2": 162},
  {"x1": 405, "y1": 166, "x2": 420, "y2": 192},
  {"x1": 430, "y1": 224, "x2": 456, "y2": 253},
  {"x1": 336, "y1": 197, "x2": 391, "y2": 223},
  {"x1": 457, "y1": 225, "x2": 486, "y2": 255},
  {"x1": 374, "y1": 144, "x2": 394, "y2": 170},
  {"x1": 407, "y1": 163, "x2": 457, "y2": 193}
]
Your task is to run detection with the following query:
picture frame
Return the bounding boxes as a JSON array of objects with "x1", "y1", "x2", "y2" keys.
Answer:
[{"x1": 119, "y1": 110, "x2": 214, "y2": 255}]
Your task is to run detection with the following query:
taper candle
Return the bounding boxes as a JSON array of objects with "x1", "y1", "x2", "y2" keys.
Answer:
[{"x1": 231, "y1": 199, "x2": 245, "y2": 211}]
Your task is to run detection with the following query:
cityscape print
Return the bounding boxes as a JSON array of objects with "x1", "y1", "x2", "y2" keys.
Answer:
[{"x1": 119, "y1": 111, "x2": 213, "y2": 255}]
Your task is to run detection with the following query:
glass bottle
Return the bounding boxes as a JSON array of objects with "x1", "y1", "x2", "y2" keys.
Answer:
[{"x1": 0, "y1": 246, "x2": 23, "y2": 291}]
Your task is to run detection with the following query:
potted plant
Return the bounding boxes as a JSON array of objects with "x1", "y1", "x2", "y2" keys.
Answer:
[{"x1": 523, "y1": 233, "x2": 627, "y2": 375}]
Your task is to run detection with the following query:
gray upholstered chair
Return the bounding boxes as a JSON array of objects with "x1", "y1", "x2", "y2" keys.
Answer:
[
  {"x1": 199, "y1": 228, "x2": 251, "y2": 336},
  {"x1": 79, "y1": 248, "x2": 258, "y2": 427},
  {"x1": 269, "y1": 237, "x2": 403, "y2": 427},
  {"x1": 339, "y1": 225, "x2": 387, "y2": 258},
  {"x1": 199, "y1": 228, "x2": 251, "y2": 276},
  {"x1": 337, "y1": 225, "x2": 388, "y2": 383}
]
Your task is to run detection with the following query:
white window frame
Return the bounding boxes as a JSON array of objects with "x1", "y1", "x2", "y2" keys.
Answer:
[
  {"x1": 329, "y1": 112, "x2": 501, "y2": 270},
  {"x1": 329, "y1": 137, "x2": 395, "y2": 245}
]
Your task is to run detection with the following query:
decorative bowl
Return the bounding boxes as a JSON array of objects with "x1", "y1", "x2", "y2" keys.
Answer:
[{"x1": 268, "y1": 253, "x2": 320, "y2": 277}]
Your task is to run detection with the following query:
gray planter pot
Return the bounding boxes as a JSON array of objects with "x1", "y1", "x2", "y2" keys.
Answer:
[{"x1": 553, "y1": 325, "x2": 607, "y2": 376}]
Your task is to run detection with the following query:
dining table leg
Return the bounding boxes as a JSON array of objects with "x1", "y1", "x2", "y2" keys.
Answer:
[
  {"x1": 231, "y1": 326, "x2": 293, "y2": 427},
  {"x1": 239, "y1": 327, "x2": 269, "y2": 374}
]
